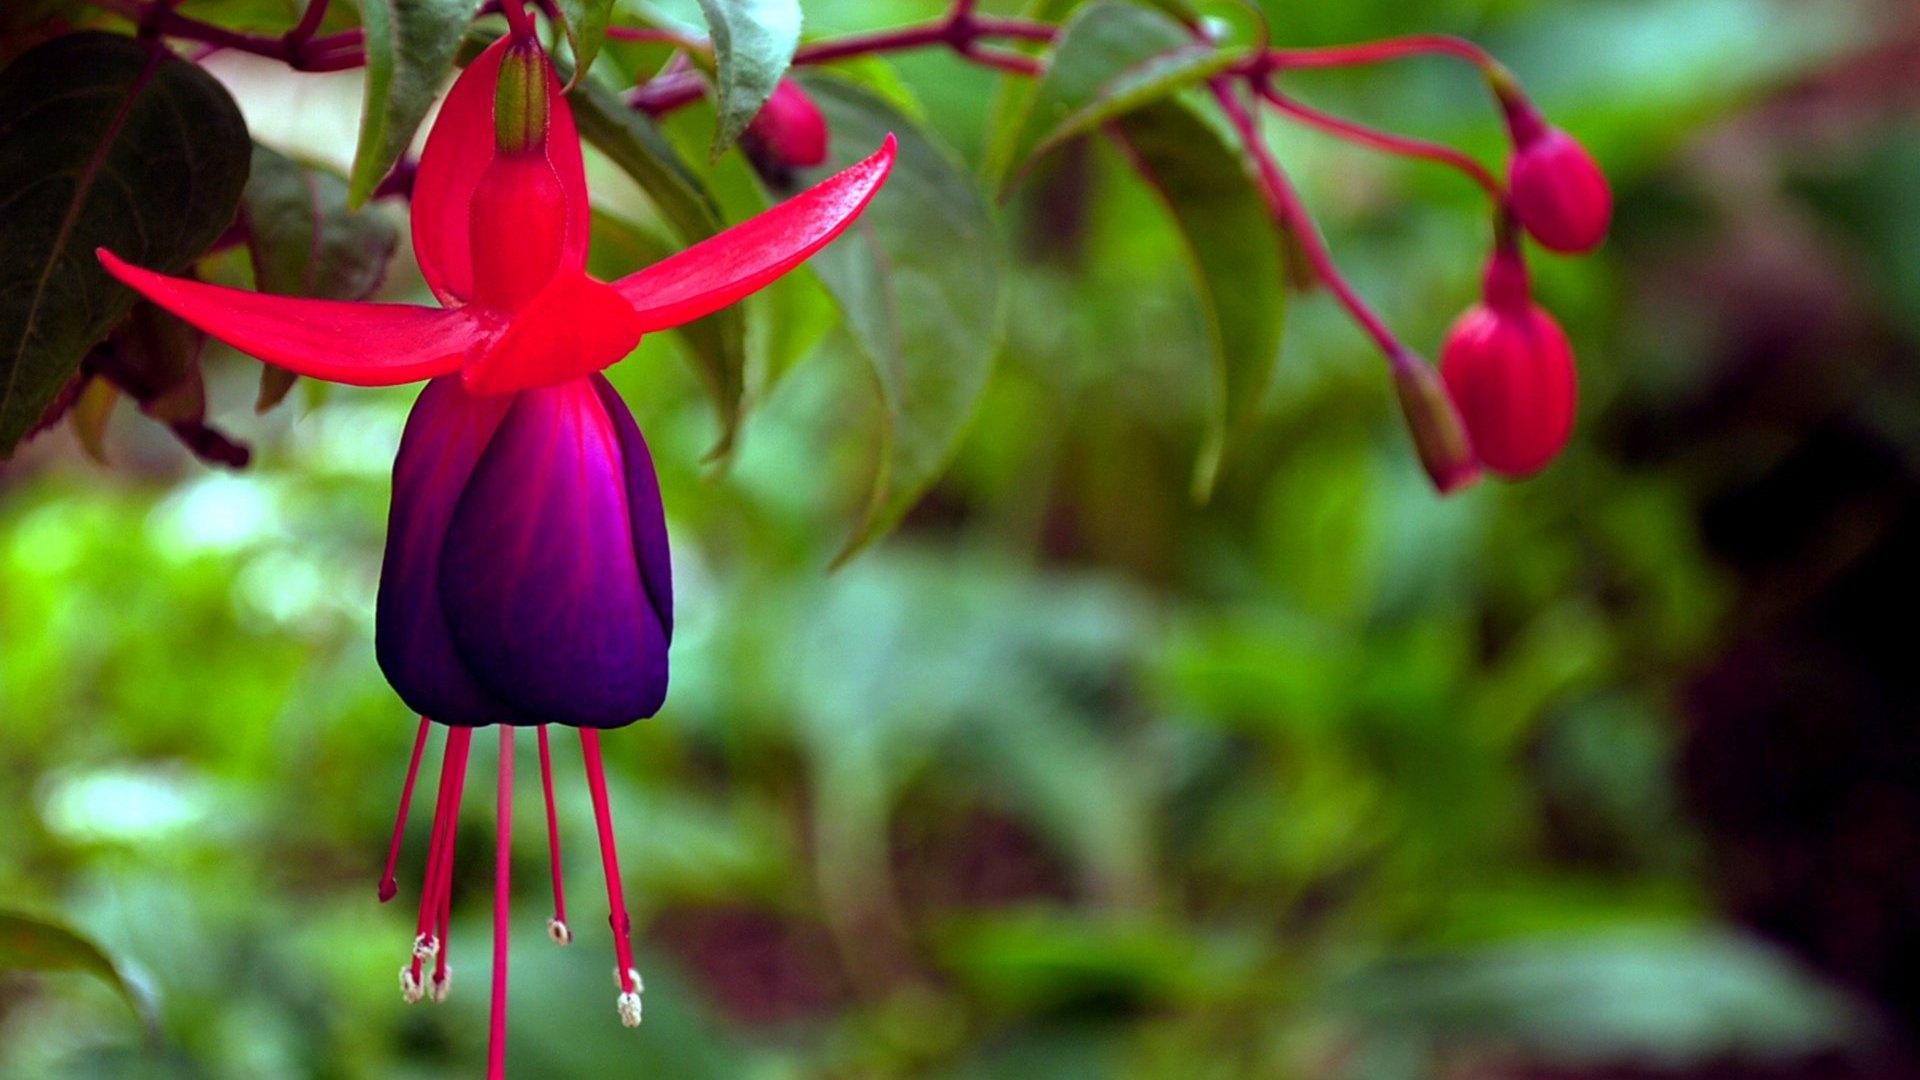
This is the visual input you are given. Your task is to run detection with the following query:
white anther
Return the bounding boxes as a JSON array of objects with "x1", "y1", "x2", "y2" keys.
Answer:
[
  {"x1": 412, "y1": 934, "x2": 439, "y2": 962},
  {"x1": 430, "y1": 967, "x2": 451, "y2": 1003},
  {"x1": 615, "y1": 967, "x2": 644, "y2": 1027},
  {"x1": 548, "y1": 918, "x2": 573, "y2": 946},
  {"x1": 400, "y1": 967, "x2": 425, "y2": 1004}
]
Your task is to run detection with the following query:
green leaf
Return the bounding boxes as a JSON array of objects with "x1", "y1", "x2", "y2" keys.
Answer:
[
  {"x1": 570, "y1": 77, "x2": 725, "y2": 248},
  {"x1": 570, "y1": 80, "x2": 746, "y2": 454},
  {"x1": 0, "y1": 910, "x2": 153, "y2": 1029},
  {"x1": 0, "y1": 32, "x2": 250, "y2": 456},
  {"x1": 780, "y1": 75, "x2": 1004, "y2": 562},
  {"x1": 989, "y1": 0, "x2": 1236, "y2": 193},
  {"x1": 696, "y1": 0, "x2": 801, "y2": 160},
  {"x1": 241, "y1": 144, "x2": 399, "y2": 411},
  {"x1": 1333, "y1": 930, "x2": 1865, "y2": 1067},
  {"x1": 349, "y1": 0, "x2": 483, "y2": 206},
  {"x1": 588, "y1": 209, "x2": 747, "y2": 457},
  {"x1": 1112, "y1": 98, "x2": 1285, "y2": 497},
  {"x1": 553, "y1": 0, "x2": 616, "y2": 84}
]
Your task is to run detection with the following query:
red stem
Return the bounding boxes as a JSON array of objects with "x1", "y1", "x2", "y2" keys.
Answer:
[
  {"x1": 579, "y1": 730, "x2": 637, "y2": 996},
  {"x1": 1207, "y1": 76, "x2": 1406, "y2": 360},
  {"x1": 1264, "y1": 34, "x2": 1501, "y2": 75},
  {"x1": 499, "y1": 0, "x2": 533, "y2": 42},
  {"x1": 378, "y1": 717, "x2": 432, "y2": 903},
  {"x1": 487, "y1": 728, "x2": 515, "y2": 1080},
  {"x1": 1254, "y1": 82, "x2": 1501, "y2": 196},
  {"x1": 537, "y1": 726, "x2": 570, "y2": 938},
  {"x1": 283, "y1": 0, "x2": 329, "y2": 48}
]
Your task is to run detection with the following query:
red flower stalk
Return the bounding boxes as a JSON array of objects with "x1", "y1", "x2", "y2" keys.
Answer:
[
  {"x1": 743, "y1": 80, "x2": 830, "y2": 170},
  {"x1": 1439, "y1": 237, "x2": 1578, "y2": 477},
  {"x1": 1502, "y1": 99, "x2": 1611, "y2": 254},
  {"x1": 97, "y1": 28, "x2": 894, "y2": 1072}
]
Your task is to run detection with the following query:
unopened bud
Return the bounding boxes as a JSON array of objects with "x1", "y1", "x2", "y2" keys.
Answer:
[
  {"x1": 1503, "y1": 99, "x2": 1610, "y2": 254},
  {"x1": 1439, "y1": 281, "x2": 1579, "y2": 478},
  {"x1": 1391, "y1": 349, "x2": 1482, "y2": 494},
  {"x1": 495, "y1": 41, "x2": 552, "y2": 156},
  {"x1": 743, "y1": 81, "x2": 829, "y2": 170}
]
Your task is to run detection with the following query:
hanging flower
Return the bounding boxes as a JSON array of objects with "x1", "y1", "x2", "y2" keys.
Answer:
[
  {"x1": 1440, "y1": 240, "x2": 1578, "y2": 476},
  {"x1": 1503, "y1": 101, "x2": 1611, "y2": 255},
  {"x1": 97, "y1": 29, "x2": 893, "y2": 1065}
]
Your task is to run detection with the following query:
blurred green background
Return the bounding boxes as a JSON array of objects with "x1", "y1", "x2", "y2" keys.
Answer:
[{"x1": 5, "y1": 0, "x2": 1920, "y2": 1076}]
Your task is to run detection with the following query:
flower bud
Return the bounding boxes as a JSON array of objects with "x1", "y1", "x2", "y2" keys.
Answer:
[
  {"x1": 1390, "y1": 348, "x2": 1481, "y2": 495},
  {"x1": 743, "y1": 81, "x2": 829, "y2": 170},
  {"x1": 1506, "y1": 114, "x2": 1611, "y2": 254},
  {"x1": 1439, "y1": 249, "x2": 1578, "y2": 476},
  {"x1": 494, "y1": 40, "x2": 552, "y2": 157}
]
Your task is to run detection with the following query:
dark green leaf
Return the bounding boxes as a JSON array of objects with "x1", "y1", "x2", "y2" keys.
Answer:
[
  {"x1": 780, "y1": 75, "x2": 1004, "y2": 562},
  {"x1": 990, "y1": 0, "x2": 1236, "y2": 193},
  {"x1": 1113, "y1": 98, "x2": 1285, "y2": 497},
  {"x1": 589, "y1": 209, "x2": 747, "y2": 458},
  {"x1": 242, "y1": 144, "x2": 399, "y2": 411},
  {"x1": 107, "y1": 300, "x2": 206, "y2": 426},
  {"x1": 553, "y1": 0, "x2": 616, "y2": 84},
  {"x1": 0, "y1": 910, "x2": 153, "y2": 1028},
  {"x1": 349, "y1": 0, "x2": 483, "y2": 206},
  {"x1": 570, "y1": 80, "x2": 746, "y2": 454},
  {"x1": 0, "y1": 32, "x2": 249, "y2": 456},
  {"x1": 696, "y1": 0, "x2": 801, "y2": 160}
]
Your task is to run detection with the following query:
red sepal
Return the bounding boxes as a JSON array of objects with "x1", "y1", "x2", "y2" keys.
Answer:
[
  {"x1": 98, "y1": 249, "x2": 487, "y2": 386},
  {"x1": 615, "y1": 135, "x2": 895, "y2": 331},
  {"x1": 412, "y1": 36, "x2": 589, "y2": 307}
]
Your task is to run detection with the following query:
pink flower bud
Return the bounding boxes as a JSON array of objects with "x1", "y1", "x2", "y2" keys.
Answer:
[
  {"x1": 1439, "y1": 249, "x2": 1578, "y2": 476},
  {"x1": 1507, "y1": 125, "x2": 1611, "y2": 255},
  {"x1": 744, "y1": 81, "x2": 829, "y2": 169}
]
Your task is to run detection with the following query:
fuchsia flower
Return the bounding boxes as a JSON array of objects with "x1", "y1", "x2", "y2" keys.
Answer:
[
  {"x1": 1440, "y1": 242, "x2": 1578, "y2": 476},
  {"x1": 98, "y1": 30, "x2": 893, "y2": 1067},
  {"x1": 743, "y1": 80, "x2": 830, "y2": 170},
  {"x1": 1503, "y1": 103, "x2": 1611, "y2": 255}
]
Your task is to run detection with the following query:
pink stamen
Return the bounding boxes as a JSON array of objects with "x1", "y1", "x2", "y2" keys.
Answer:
[
  {"x1": 579, "y1": 731, "x2": 639, "y2": 1005},
  {"x1": 487, "y1": 728, "x2": 516, "y2": 1080},
  {"x1": 537, "y1": 726, "x2": 571, "y2": 943},
  {"x1": 379, "y1": 716, "x2": 433, "y2": 902},
  {"x1": 411, "y1": 728, "x2": 472, "y2": 985}
]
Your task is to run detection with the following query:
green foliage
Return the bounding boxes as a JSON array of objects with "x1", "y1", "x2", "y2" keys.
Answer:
[
  {"x1": 696, "y1": 0, "x2": 802, "y2": 159},
  {"x1": 780, "y1": 74, "x2": 1004, "y2": 562},
  {"x1": 1334, "y1": 932, "x2": 1862, "y2": 1069},
  {"x1": 570, "y1": 79, "x2": 749, "y2": 455},
  {"x1": 241, "y1": 145, "x2": 399, "y2": 411},
  {"x1": 990, "y1": 0, "x2": 1237, "y2": 191},
  {"x1": 349, "y1": 0, "x2": 483, "y2": 206},
  {"x1": 0, "y1": 911, "x2": 152, "y2": 1031},
  {"x1": 0, "y1": 33, "x2": 248, "y2": 455},
  {"x1": 553, "y1": 0, "x2": 617, "y2": 82},
  {"x1": 1113, "y1": 98, "x2": 1285, "y2": 497},
  {"x1": 0, "y1": 0, "x2": 1896, "y2": 1076}
]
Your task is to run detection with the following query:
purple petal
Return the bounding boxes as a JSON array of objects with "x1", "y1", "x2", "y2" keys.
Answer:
[
  {"x1": 591, "y1": 375, "x2": 672, "y2": 637},
  {"x1": 437, "y1": 378, "x2": 669, "y2": 727},
  {"x1": 376, "y1": 377, "x2": 530, "y2": 726}
]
